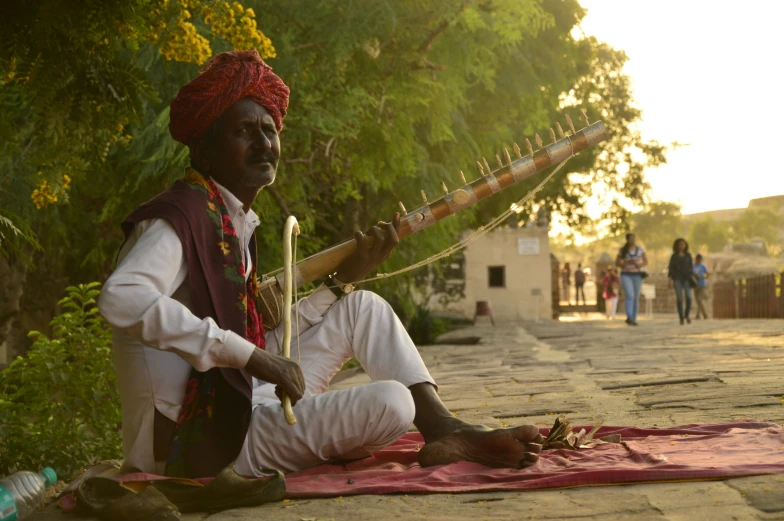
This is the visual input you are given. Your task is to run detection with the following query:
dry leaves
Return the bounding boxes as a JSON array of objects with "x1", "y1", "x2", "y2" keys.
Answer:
[{"x1": 542, "y1": 415, "x2": 621, "y2": 450}]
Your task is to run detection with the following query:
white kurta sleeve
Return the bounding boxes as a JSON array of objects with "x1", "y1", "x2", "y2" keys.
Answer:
[{"x1": 98, "y1": 218, "x2": 256, "y2": 371}]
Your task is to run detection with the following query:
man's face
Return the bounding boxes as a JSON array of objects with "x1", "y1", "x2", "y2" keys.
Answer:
[{"x1": 200, "y1": 98, "x2": 281, "y2": 191}]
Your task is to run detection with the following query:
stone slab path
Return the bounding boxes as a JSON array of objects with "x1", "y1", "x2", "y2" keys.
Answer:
[{"x1": 33, "y1": 316, "x2": 784, "y2": 520}]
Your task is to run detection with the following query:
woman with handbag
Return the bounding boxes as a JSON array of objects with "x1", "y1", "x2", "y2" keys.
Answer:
[
  {"x1": 616, "y1": 233, "x2": 648, "y2": 326},
  {"x1": 668, "y1": 238, "x2": 695, "y2": 325},
  {"x1": 602, "y1": 266, "x2": 621, "y2": 320}
]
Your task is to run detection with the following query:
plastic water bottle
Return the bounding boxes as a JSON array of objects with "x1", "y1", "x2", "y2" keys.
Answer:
[{"x1": 0, "y1": 468, "x2": 57, "y2": 520}]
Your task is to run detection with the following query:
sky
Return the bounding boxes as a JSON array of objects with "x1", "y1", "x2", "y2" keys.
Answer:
[{"x1": 578, "y1": 0, "x2": 784, "y2": 215}]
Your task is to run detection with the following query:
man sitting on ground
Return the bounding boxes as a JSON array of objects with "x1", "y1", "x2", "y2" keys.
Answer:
[{"x1": 98, "y1": 50, "x2": 542, "y2": 479}]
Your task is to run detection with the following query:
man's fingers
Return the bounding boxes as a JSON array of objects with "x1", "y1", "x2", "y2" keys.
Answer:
[
  {"x1": 383, "y1": 220, "x2": 399, "y2": 249},
  {"x1": 354, "y1": 230, "x2": 366, "y2": 249},
  {"x1": 368, "y1": 226, "x2": 385, "y2": 255}
]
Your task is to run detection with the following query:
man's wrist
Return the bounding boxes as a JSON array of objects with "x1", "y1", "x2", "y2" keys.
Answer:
[{"x1": 327, "y1": 273, "x2": 355, "y2": 299}]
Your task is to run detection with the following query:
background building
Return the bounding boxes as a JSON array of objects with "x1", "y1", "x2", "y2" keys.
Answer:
[{"x1": 457, "y1": 224, "x2": 552, "y2": 322}]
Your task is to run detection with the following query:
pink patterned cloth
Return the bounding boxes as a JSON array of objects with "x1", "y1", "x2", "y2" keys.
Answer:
[
  {"x1": 285, "y1": 421, "x2": 784, "y2": 497},
  {"x1": 59, "y1": 421, "x2": 784, "y2": 510}
]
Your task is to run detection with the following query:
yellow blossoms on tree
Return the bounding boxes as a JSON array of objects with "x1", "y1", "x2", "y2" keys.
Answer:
[
  {"x1": 147, "y1": 0, "x2": 276, "y2": 65},
  {"x1": 31, "y1": 174, "x2": 71, "y2": 210},
  {"x1": 202, "y1": 2, "x2": 276, "y2": 60}
]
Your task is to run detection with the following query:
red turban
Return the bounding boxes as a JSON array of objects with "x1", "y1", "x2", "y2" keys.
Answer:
[{"x1": 169, "y1": 50, "x2": 290, "y2": 146}]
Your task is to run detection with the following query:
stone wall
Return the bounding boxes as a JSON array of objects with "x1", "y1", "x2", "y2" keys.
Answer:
[{"x1": 461, "y1": 226, "x2": 552, "y2": 321}]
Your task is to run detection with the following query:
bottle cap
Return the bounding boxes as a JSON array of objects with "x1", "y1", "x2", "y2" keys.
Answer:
[{"x1": 40, "y1": 467, "x2": 57, "y2": 487}]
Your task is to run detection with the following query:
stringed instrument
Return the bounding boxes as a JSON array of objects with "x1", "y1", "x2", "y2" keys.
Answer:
[{"x1": 259, "y1": 113, "x2": 609, "y2": 328}]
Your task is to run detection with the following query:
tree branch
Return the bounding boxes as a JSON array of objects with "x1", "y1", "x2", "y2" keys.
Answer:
[
  {"x1": 417, "y1": 4, "x2": 466, "y2": 54},
  {"x1": 265, "y1": 185, "x2": 291, "y2": 217}
]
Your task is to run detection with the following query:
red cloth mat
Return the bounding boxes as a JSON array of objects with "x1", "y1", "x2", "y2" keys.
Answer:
[
  {"x1": 59, "y1": 421, "x2": 784, "y2": 511},
  {"x1": 285, "y1": 421, "x2": 784, "y2": 497}
]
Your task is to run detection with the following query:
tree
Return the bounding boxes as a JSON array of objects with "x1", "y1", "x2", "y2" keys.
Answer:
[
  {"x1": 0, "y1": 0, "x2": 275, "y2": 354},
  {"x1": 731, "y1": 207, "x2": 782, "y2": 246},
  {"x1": 630, "y1": 201, "x2": 684, "y2": 251},
  {"x1": 1, "y1": 0, "x2": 667, "y2": 357},
  {"x1": 688, "y1": 216, "x2": 730, "y2": 253}
]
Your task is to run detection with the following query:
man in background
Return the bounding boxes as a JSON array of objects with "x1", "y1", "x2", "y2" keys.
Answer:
[
  {"x1": 574, "y1": 263, "x2": 586, "y2": 306},
  {"x1": 561, "y1": 262, "x2": 571, "y2": 303},
  {"x1": 693, "y1": 254, "x2": 709, "y2": 319}
]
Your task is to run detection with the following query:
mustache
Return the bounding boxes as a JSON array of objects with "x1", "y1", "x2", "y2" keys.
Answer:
[{"x1": 247, "y1": 152, "x2": 278, "y2": 165}]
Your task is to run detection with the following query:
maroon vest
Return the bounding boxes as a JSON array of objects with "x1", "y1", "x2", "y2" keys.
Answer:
[{"x1": 121, "y1": 170, "x2": 264, "y2": 478}]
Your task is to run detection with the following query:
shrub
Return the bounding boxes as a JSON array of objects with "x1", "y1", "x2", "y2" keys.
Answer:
[
  {"x1": 0, "y1": 283, "x2": 122, "y2": 478},
  {"x1": 406, "y1": 306, "x2": 450, "y2": 346}
]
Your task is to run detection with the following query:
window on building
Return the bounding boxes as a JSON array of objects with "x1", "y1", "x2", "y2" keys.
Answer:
[{"x1": 488, "y1": 266, "x2": 505, "y2": 288}]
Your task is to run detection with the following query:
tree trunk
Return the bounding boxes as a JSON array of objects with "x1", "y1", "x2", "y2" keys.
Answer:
[{"x1": 0, "y1": 254, "x2": 29, "y2": 367}]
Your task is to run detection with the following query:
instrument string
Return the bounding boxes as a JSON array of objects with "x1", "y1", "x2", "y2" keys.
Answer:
[
  {"x1": 293, "y1": 232, "x2": 301, "y2": 363},
  {"x1": 298, "y1": 158, "x2": 570, "y2": 296}
]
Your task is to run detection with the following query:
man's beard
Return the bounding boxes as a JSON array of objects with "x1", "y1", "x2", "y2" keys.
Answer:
[{"x1": 240, "y1": 167, "x2": 276, "y2": 189}]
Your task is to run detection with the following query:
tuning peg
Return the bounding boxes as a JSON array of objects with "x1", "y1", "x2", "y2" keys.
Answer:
[
  {"x1": 549, "y1": 128, "x2": 557, "y2": 144},
  {"x1": 421, "y1": 190, "x2": 428, "y2": 204},
  {"x1": 483, "y1": 157, "x2": 492, "y2": 176},
  {"x1": 504, "y1": 148, "x2": 512, "y2": 167},
  {"x1": 565, "y1": 113, "x2": 576, "y2": 135},
  {"x1": 535, "y1": 134, "x2": 544, "y2": 149},
  {"x1": 440, "y1": 181, "x2": 449, "y2": 195},
  {"x1": 398, "y1": 201, "x2": 407, "y2": 215},
  {"x1": 513, "y1": 143, "x2": 522, "y2": 158},
  {"x1": 525, "y1": 138, "x2": 534, "y2": 156},
  {"x1": 556, "y1": 123, "x2": 565, "y2": 139},
  {"x1": 460, "y1": 170, "x2": 467, "y2": 185},
  {"x1": 580, "y1": 109, "x2": 590, "y2": 127},
  {"x1": 495, "y1": 154, "x2": 504, "y2": 170},
  {"x1": 476, "y1": 161, "x2": 484, "y2": 176}
]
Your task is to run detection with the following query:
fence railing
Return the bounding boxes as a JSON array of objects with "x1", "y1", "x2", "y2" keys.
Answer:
[{"x1": 713, "y1": 273, "x2": 780, "y2": 319}]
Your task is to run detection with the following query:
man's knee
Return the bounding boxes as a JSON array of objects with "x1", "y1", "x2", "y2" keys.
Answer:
[{"x1": 366, "y1": 381, "x2": 416, "y2": 430}]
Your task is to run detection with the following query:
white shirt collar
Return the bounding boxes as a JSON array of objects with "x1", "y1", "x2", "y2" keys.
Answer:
[{"x1": 212, "y1": 180, "x2": 260, "y2": 227}]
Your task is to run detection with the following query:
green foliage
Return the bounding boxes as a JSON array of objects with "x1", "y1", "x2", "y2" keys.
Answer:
[
  {"x1": 0, "y1": 283, "x2": 121, "y2": 478},
  {"x1": 0, "y1": 208, "x2": 40, "y2": 263},
  {"x1": 2, "y1": 0, "x2": 667, "y2": 351},
  {"x1": 630, "y1": 201, "x2": 684, "y2": 251},
  {"x1": 407, "y1": 306, "x2": 450, "y2": 345},
  {"x1": 688, "y1": 216, "x2": 731, "y2": 253},
  {"x1": 732, "y1": 208, "x2": 782, "y2": 246}
]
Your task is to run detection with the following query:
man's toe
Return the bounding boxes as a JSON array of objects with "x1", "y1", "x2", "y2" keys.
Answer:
[
  {"x1": 525, "y1": 442, "x2": 542, "y2": 454},
  {"x1": 509, "y1": 424, "x2": 541, "y2": 442}
]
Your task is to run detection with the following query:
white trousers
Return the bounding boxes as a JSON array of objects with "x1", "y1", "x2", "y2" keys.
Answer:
[
  {"x1": 234, "y1": 291, "x2": 435, "y2": 474},
  {"x1": 606, "y1": 296, "x2": 618, "y2": 318}
]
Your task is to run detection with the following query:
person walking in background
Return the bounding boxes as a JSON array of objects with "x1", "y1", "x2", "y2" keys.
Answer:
[
  {"x1": 574, "y1": 263, "x2": 586, "y2": 306},
  {"x1": 693, "y1": 253, "x2": 709, "y2": 319},
  {"x1": 616, "y1": 233, "x2": 647, "y2": 326},
  {"x1": 602, "y1": 266, "x2": 620, "y2": 320},
  {"x1": 561, "y1": 262, "x2": 571, "y2": 303},
  {"x1": 668, "y1": 238, "x2": 694, "y2": 325}
]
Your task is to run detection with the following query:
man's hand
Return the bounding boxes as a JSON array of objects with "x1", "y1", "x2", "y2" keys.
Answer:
[
  {"x1": 334, "y1": 213, "x2": 400, "y2": 284},
  {"x1": 244, "y1": 349, "x2": 305, "y2": 406}
]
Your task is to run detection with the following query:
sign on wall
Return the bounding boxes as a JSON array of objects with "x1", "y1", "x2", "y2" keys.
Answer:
[{"x1": 517, "y1": 237, "x2": 540, "y2": 256}]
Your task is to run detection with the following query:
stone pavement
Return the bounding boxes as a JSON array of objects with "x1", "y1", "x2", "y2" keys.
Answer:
[{"x1": 34, "y1": 315, "x2": 784, "y2": 520}]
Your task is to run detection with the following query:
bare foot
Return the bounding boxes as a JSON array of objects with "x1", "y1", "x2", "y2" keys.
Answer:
[{"x1": 418, "y1": 424, "x2": 543, "y2": 469}]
